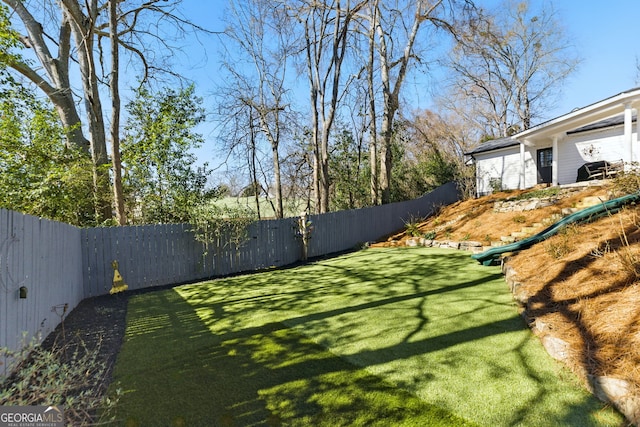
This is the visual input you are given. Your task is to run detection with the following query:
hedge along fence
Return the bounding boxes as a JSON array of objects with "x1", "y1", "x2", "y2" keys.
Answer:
[{"x1": 0, "y1": 182, "x2": 460, "y2": 361}]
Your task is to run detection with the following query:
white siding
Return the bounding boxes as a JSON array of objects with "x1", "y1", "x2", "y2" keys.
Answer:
[
  {"x1": 636, "y1": 128, "x2": 640, "y2": 164},
  {"x1": 558, "y1": 126, "x2": 633, "y2": 185},
  {"x1": 475, "y1": 145, "x2": 535, "y2": 195}
]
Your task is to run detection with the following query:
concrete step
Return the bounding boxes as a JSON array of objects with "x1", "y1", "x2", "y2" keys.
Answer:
[
  {"x1": 500, "y1": 235, "x2": 517, "y2": 243},
  {"x1": 459, "y1": 241, "x2": 483, "y2": 249},
  {"x1": 576, "y1": 195, "x2": 608, "y2": 208},
  {"x1": 520, "y1": 226, "x2": 539, "y2": 234}
]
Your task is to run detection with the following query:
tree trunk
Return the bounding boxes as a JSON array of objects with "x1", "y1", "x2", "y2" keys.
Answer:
[
  {"x1": 3, "y1": 0, "x2": 90, "y2": 152},
  {"x1": 63, "y1": 0, "x2": 112, "y2": 222},
  {"x1": 367, "y1": 1, "x2": 379, "y2": 205},
  {"x1": 375, "y1": 0, "x2": 424, "y2": 204},
  {"x1": 379, "y1": 107, "x2": 394, "y2": 204},
  {"x1": 301, "y1": 0, "x2": 360, "y2": 214},
  {"x1": 109, "y1": 0, "x2": 126, "y2": 225},
  {"x1": 319, "y1": 126, "x2": 330, "y2": 213},
  {"x1": 304, "y1": 20, "x2": 322, "y2": 214},
  {"x1": 271, "y1": 143, "x2": 284, "y2": 219},
  {"x1": 249, "y1": 110, "x2": 262, "y2": 219}
]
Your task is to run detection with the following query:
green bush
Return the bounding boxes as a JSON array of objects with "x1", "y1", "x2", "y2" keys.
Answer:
[
  {"x1": 404, "y1": 216, "x2": 425, "y2": 237},
  {"x1": 612, "y1": 165, "x2": 640, "y2": 196},
  {"x1": 0, "y1": 333, "x2": 120, "y2": 425},
  {"x1": 424, "y1": 230, "x2": 437, "y2": 240}
]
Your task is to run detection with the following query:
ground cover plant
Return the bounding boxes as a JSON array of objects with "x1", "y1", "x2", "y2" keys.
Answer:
[{"x1": 106, "y1": 247, "x2": 623, "y2": 426}]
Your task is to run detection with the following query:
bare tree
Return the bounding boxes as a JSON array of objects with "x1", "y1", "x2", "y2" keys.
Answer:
[
  {"x1": 364, "y1": 0, "x2": 475, "y2": 204},
  {"x1": 444, "y1": 0, "x2": 580, "y2": 138},
  {"x1": 2, "y1": 0, "x2": 112, "y2": 220},
  {"x1": 293, "y1": 0, "x2": 365, "y2": 213},
  {"x1": 407, "y1": 109, "x2": 477, "y2": 198},
  {"x1": 2, "y1": 0, "x2": 89, "y2": 152},
  {"x1": 220, "y1": 0, "x2": 296, "y2": 219},
  {"x1": 363, "y1": 1, "x2": 380, "y2": 205}
]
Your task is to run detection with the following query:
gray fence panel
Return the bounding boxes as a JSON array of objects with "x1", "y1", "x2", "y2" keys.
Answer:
[
  {"x1": 83, "y1": 223, "x2": 209, "y2": 294},
  {"x1": 306, "y1": 182, "x2": 460, "y2": 258},
  {"x1": 1, "y1": 210, "x2": 84, "y2": 369}
]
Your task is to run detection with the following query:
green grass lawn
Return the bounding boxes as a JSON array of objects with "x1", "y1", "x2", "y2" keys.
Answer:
[
  {"x1": 211, "y1": 196, "x2": 305, "y2": 219},
  {"x1": 106, "y1": 247, "x2": 624, "y2": 426}
]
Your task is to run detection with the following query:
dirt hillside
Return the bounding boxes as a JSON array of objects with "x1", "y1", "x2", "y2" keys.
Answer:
[{"x1": 375, "y1": 182, "x2": 640, "y2": 424}]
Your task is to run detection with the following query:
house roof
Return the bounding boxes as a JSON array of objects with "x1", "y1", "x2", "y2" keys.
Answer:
[
  {"x1": 466, "y1": 136, "x2": 519, "y2": 155},
  {"x1": 465, "y1": 87, "x2": 640, "y2": 156},
  {"x1": 567, "y1": 113, "x2": 637, "y2": 134}
]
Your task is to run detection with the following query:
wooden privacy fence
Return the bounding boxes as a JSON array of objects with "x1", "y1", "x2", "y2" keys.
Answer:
[
  {"x1": 1, "y1": 182, "x2": 459, "y2": 359},
  {"x1": 0, "y1": 210, "x2": 85, "y2": 374},
  {"x1": 81, "y1": 219, "x2": 303, "y2": 297}
]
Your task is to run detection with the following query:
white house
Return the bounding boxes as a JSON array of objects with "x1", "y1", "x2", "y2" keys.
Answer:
[{"x1": 467, "y1": 88, "x2": 640, "y2": 196}]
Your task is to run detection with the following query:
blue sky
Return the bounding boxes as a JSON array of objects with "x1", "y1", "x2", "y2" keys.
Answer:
[
  {"x1": 180, "y1": 0, "x2": 640, "y2": 117},
  {"x1": 550, "y1": 0, "x2": 639, "y2": 117},
  {"x1": 176, "y1": 0, "x2": 640, "y2": 172}
]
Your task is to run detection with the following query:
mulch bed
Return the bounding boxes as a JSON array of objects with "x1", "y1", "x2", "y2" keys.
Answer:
[{"x1": 40, "y1": 292, "x2": 130, "y2": 398}]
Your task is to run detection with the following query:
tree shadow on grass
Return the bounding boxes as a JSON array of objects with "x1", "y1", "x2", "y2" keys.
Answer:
[
  {"x1": 110, "y1": 248, "x2": 623, "y2": 426},
  {"x1": 111, "y1": 290, "x2": 477, "y2": 427}
]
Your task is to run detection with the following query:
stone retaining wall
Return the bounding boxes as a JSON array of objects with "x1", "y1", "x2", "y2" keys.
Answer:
[{"x1": 405, "y1": 237, "x2": 485, "y2": 253}]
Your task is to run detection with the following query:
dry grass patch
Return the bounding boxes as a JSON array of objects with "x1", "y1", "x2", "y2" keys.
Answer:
[
  {"x1": 376, "y1": 186, "x2": 610, "y2": 245},
  {"x1": 509, "y1": 205, "x2": 640, "y2": 394}
]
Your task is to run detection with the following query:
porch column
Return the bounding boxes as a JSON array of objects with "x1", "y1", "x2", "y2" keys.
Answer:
[
  {"x1": 520, "y1": 141, "x2": 525, "y2": 190},
  {"x1": 624, "y1": 102, "x2": 633, "y2": 164},
  {"x1": 552, "y1": 136, "x2": 559, "y2": 186}
]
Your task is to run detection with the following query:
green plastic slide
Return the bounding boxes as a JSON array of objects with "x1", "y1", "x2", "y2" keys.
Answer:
[{"x1": 471, "y1": 191, "x2": 640, "y2": 266}]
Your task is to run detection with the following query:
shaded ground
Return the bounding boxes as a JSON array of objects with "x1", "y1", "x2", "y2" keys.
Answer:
[{"x1": 39, "y1": 292, "x2": 130, "y2": 400}]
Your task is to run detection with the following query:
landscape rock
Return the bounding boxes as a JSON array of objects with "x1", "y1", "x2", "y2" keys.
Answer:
[
  {"x1": 541, "y1": 335, "x2": 571, "y2": 362},
  {"x1": 588, "y1": 375, "x2": 640, "y2": 425},
  {"x1": 405, "y1": 238, "x2": 419, "y2": 247},
  {"x1": 534, "y1": 318, "x2": 548, "y2": 333}
]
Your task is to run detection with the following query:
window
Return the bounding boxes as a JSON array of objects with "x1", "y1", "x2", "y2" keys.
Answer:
[{"x1": 538, "y1": 148, "x2": 552, "y2": 167}]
